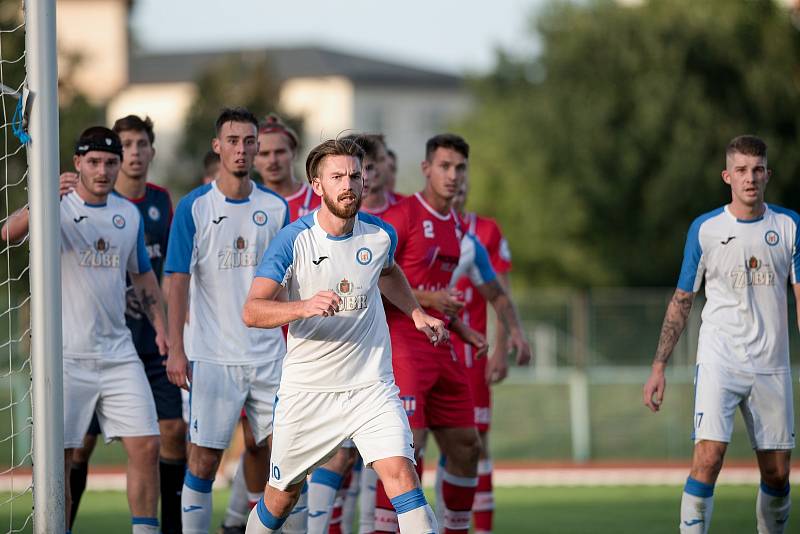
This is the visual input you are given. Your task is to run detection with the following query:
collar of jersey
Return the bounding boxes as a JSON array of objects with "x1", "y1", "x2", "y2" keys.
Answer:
[
  {"x1": 213, "y1": 180, "x2": 252, "y2": 204},
  {"x1": 312, "y1": 210, "x2": 355, "y2": 241},
  {"x1": 725, "y1": 204, "x2": 766, "y2": 224}
]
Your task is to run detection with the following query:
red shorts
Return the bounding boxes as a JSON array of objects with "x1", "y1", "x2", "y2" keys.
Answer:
[
  {"x1": 452, "y1": 336, "x2": 492, "y2": 432},
  {"x1": 390, "y1": 332, "x2": 474, "y2": 429}
]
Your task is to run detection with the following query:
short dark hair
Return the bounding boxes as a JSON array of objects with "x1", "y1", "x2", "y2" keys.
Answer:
[
  {"x1": 387, "y1": 148, "x2": 396, "y2": 161},
  {"x1": 726, "y1": 135, "x2": 767, "y2": 159},
  {"x1": 425, "y1": 133, "x2": 469, "y2": 161},
  {"x1": 341, "y1": 133, "x2": 381, "y2": 160},
  {"x1": 305, "y1": 138, "x2": 365, "y2": 184},
  {"x1": 112, "y1": 114, "x2": 155, "y2": 144},
  {"x1": 215, "y1": 107, "x2": 259, "y2": 134},
  {"x1": 203, "y1": 150, "x2": 220, "y2": 172}
]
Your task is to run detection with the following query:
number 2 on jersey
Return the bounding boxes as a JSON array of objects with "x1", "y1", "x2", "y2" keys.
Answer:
[{"x1": 422, "y1": 220, "x2": 435, "y2": 239}]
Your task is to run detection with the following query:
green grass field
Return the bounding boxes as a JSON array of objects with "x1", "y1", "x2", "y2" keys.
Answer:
[{"x1": 1, "y1": 484, "x2": 796, "y2": 533}]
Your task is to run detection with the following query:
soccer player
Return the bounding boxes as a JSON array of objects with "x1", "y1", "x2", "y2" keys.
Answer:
[
  {"x1": 254, "y1": 113, "x2": 321, "y2": 219},
  {"x1": 242, "y1": 137, "x2": 442, "y2": 534},
  {"x1": 2, "y1": 126, "x2": 168, "y2": 534},
  {"x1": 357, "y1": 134, "x2": 396, "y2": 217},
  {"x1": 643, "y1": 135, "x2": 795, "y2": 533},
  {"x1": 66, "y1": 115, "x2": 186, "y2": 534},
  {"x1": 374, "y1": 134, "x2": 530, "y2": 534},
  {"x1": 385, "y1": 149, "x2": 404, "y2": 204},
  {"x1": 434, "y1": 176, "x2": 531, "y2": 534},
  {"x1": 164, "y1": 108, "x2": 291, "y2": 534},
  {"x1": 202, "y1": 150, "x2": 221, "y2": 185}
]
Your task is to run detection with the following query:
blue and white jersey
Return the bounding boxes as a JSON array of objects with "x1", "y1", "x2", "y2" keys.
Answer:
[
  {"x1": 678, "y1": 204, "x2": 800, "y2": 373},
  {"x1": 165, "y1": 180, "x2": 290, "y2": 365},
  {"x1": 255, "y1": 210, "x2": 397, "y2": 391},
  {"x1": 61, "y1": 191, "x2": 151, "y2": 361},
  {"x1": 450, "y1": 233, "x2": 498, "y2": 288}
]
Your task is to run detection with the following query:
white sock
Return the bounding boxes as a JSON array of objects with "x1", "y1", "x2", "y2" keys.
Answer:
[
  {"x1": 283, "y1": 482, "x2": 309, "y2": 534},
  {"x1": 358, "y1": 467, "x2": 378, "y2": 534},
  {"x1": 224, "y1": 457, "x2": 250, "y2": 527},
  {"x1": 131, "y1": 517, "x2": 159, "y2": 534},
  {"x1": 308, "y1": 467, "x2": 343, "y2": 533},
  {"x1": 182, "y1": 472, "x2": 214, "y2": 534},
  {"x1": 341, "y1": 460, "x2": 362, "y2": 534},
  {"x1": 246, "y1": 496, "x2": 288, "y2": 534},
  {"x1": 434, "y1": 455, "x2": 446, "y2": 530},
  {"x1": 757, "y1": 482, "x2": 791, "y2": 534},
  {"x1": 680, "y1": 477, "x2": 714, "y2": 534},
  {"x1": 393, "y1": 488, "x2": 437, "y2": 534}
]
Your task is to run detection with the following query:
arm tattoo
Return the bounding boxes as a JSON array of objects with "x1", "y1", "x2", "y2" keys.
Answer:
[
  {"x1": 138, "y1": 289, "x2": 158, "y2": 324},
  {"x1": 653, "y1": 290, "x2": 694, "y2": 364}
]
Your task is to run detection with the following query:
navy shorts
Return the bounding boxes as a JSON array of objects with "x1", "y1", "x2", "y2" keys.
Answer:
[{"x1": 87, "y1": 353, "x2": 183, "y2": 435}]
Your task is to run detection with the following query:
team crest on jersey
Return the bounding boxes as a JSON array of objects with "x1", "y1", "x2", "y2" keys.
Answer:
[
  {"x1": 338, "y1": 278, "x2": 352, "y2": 295},
  {"x1": 112, "y1": 214, "x2": 126, "y2": 229},
  {"x1": 252, "y1": 210, "x2": 268, "y2": 226},
  {"x1": 334, "y1": 277, "x2": 367, "y2": 311},
  {"x1": 356, "y1": 247, "x2": 372, "y2": 265},
  {"x1": 218, "y1": 236, "x2": 257, "y2": 269},
  {"x1": 765, "y1": 230, "x2": 780, "y2": 246},
  {"x1": 400, "y1": 396, "x2": 416, "y2": 416},
  {"x1": 730, "y1": 256, "x2": 774, "y2": 288},
  {"x1": 79, "y1": 238, "x2": 120, "y2": 268},
  {"x1": 148, "y1": 206, "x2": 160, "y2": 221}
]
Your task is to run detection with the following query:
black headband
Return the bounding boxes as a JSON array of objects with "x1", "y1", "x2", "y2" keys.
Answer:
[{"x1": 74, "y1": 136, "x2": 123, "y2": 158}]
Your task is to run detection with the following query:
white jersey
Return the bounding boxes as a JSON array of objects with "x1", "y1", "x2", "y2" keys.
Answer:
[
  {"x1": 678, "y1": 204, "x2": 800, "y2": 373},
  {"x1": 61, "y1": 191, "x2": 151, "y2": 361},
  {"x1": 450, "y1": 233, "x2": 497, "y2": 287},
  {"x1": 255, "y1": 210, "x2": 397, "y2": 392},
  {"x1": 165, "y1": 180, "x2": 290, "y2": 365}
]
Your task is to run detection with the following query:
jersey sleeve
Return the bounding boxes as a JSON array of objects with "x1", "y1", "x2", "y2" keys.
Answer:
[
  {"x1": 677, "y1": 217, "x2": 706, "y2": 292},
  {"x1": 164, "y1": 194, "x2": 196, "y2": 274},
  {"x1": 467, "y1": 235, "x2": 497, "y2": 286},
  {"x1": 255, "y1": 225, "x2": 300, "y2": 285},
  {"x1": 381, "y1": 203, "x2": 408, "y2": 259},
  {"x1": 486, "y1": 220, "x2": 512, "y2": 274},
  {"x1": 128, "y1": 213, "x2": 152, "y2": 274}
]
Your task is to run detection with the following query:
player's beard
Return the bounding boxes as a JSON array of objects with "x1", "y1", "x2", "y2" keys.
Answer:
[
  {"x1": 232, "y1": 170, "x2": 249, "y2": 178},
  {"x1": 324, "y1": 190, "x2": 362, "y2": 219}
]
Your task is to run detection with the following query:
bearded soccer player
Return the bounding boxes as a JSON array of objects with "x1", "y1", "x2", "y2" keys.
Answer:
[
  {"x1": 165, "y1": 108, "x2": 294, "y2": 534},
  {"x1": 255, "y1": 113, "x2": 321, "y2": 220},
  {"x1": 3, "y1": 127, "x2": 168, "y2": 534},
  {"x1": 433, "y1": 176, "x2": 531, "y2": 534},
  {"x1": 644, "y1": 135, "x2": 796, "y2": 533},
  {"x1": 242, "y1": 138, "x2": 442, "y2": 534},
  {"x1": 65, "y1": 115, "x2": 186, "y2": 534}
]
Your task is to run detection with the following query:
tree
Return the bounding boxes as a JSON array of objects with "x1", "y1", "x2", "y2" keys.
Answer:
[
  {"x1": 172, "y1": 54, "x2": 300, "y2": 190},
  {"x1": 460, "y1": 0, "x2": 800, "y2": 287}
]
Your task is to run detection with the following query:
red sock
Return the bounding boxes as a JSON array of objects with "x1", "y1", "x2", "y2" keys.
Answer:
[
  {"x1": 374, "y1": 479, "x2": 398, "y2": 533},
  {"x1": 472, "y1": 459, "x2": 494, "y2": 534},
  {"x1": 441, "y1": 470, "x2": 478, "y2": 533},
  {"x1": 328, "y1": 472, "x2": 351, "y2": 534}
]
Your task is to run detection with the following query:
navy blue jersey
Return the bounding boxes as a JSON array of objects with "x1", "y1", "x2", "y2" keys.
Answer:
[{"x1": 124, "y1": 182, "x2": 173, "y2": 355}]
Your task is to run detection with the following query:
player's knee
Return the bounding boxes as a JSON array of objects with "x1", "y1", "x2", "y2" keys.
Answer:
[
  {"x1": 140, "y1": 435, "x2": 161, "y2": 462},
  {"x1": 760, "y1": 460, "x2": 791, "y2": 488},
  {"x1": 189, "y1": 446, "x2": 222, "y2": 479},
  {"x1": 691, "y1": 442, "x2": 725, "y2": 480},
  {"x1": 159, "y1": 419, "x2": 187, "y2": 459}
]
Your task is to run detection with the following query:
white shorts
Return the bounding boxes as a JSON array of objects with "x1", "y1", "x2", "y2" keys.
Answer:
[
  {"x1": 269, "y1": 379, "x2": 414, "y2": 490},
  {"x1": 63, "y1": 358, "x2": 159, "y2": 449},
  {"x1": 188, "y1": 359, "x2": 281, "y2": 449},
  {"x1": 693, "y1": 363, "x2": 795, "y2": 450}
]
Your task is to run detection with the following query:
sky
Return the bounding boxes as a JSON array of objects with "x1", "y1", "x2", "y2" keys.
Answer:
[{"x1": 129, "y1": 0, "x2": 545, "y2": 75}]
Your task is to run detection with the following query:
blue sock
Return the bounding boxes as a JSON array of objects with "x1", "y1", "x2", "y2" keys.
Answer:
[
  {"x1": 391, "y1": 488, "x2": 436, "y2": 533},
  {"x1": 132, "y1": 516, "x2": 159, "y2": 533},
  {"x1": 181, "y1": 471, "x2": 213, "y2": 534}
]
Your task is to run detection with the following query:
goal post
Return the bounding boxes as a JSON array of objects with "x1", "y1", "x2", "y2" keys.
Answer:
[{"x1": 24, "y1": 0, "x2": 63, "y2": 532}]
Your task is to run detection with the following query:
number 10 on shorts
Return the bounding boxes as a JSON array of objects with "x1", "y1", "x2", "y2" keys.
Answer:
[{"x1": 270, "y1": 462, "x2": 281, "y2": 481}]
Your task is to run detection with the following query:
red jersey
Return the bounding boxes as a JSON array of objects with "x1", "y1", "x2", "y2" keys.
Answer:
[
  {"x1": 383, "y1": 192, "x2": 462, "y2": 336},
  {"x1": 455, "y1": 212, "x2": 512, "y2": 336},
  {"x1": 284, "y1": 182, "x2": 321, "y2": 222},
  {"x1": 362, "y1": 191, "x2": 402, "y2": 218}
]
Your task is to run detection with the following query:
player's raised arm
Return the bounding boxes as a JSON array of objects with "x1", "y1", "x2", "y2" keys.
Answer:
[
  {"x1": 379, "y1": 262, "x2": 448, "y2": 346},
  {"x1": 1, "y1": 172, "x2": 79, "y2": 243},
  {"x1": 643, "y1": 288, "x2": 695, "y2": 412}
]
